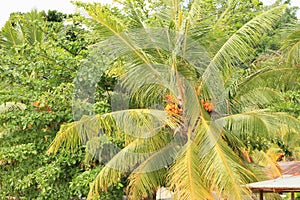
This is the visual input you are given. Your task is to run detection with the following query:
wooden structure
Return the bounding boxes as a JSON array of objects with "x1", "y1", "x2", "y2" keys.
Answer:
[{"x1": 247, "y1": 175, "x2": 300, "y2": 200}]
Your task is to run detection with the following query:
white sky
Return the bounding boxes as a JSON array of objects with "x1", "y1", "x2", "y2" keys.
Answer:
[
  {"x1": 0, "y1": 0, "x2": 112, "y2": 27},
  {"x1": 0, "y1": 0, "x2": 299, "y2": 27}
]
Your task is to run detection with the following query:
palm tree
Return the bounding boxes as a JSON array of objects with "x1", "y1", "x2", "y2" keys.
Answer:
[
  {"x1": 47, "y1": 1, "x2": 300, "y2": 199},
  {"x1": 0, "y1": 9, "x2": 44, "y2": 52}
]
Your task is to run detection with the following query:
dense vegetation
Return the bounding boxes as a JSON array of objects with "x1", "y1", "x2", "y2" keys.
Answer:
[{"x1": 0, "y1": 0, "x2": 300, "y2": 199}]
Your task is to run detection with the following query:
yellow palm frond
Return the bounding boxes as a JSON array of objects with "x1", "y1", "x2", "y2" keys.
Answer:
[{"x1": 168, "y1": 141, "x2": 213, "y2": 200}]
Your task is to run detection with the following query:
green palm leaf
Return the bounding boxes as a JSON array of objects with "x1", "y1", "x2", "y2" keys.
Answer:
[
  {"x1": 87, "y1": 130, "x2": 176, "y2": 199},
  {"x1": 126, "y1": 142, "x2": 180, "y2": 199},
  {"x1": 0, "y1": 21, "x2": 22, "y2": 51},
  {"x1": 209, "y1": 5, "x2": 286, "y2": 73},
  {"x1": 220, "y1": 111, "x2": 300, "y2": 139},
  {"x1": 234, "y1": 87, "x2": 283, "y2": 109},
  {"x1": 191, "y1": 119, "x2": 256, "y2": 199},
  {"x1": 169, "y1": 141, "x2": 212, "y2": 200},
  {"x1": 234, "y1": 67, "x2": 300, "y2": 94},
  {"x1": 281, "y1": 26, "x2": 300, "y2": 66},
  {"x1": 47, "y1": 108, "x2": 174, "y2": 154}
]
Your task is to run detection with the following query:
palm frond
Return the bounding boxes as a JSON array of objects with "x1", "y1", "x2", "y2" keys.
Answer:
[
  {"x1": 127, "y1": 169, "x2": 167, "y2": 199},
  {"x1": 194, "y1": 120, "x2": 255, "y2": 199},
  {"x1": 126, "y1": 142, "x2": 180, "y2": 199},
  {"x1": 250, "y1": 149, "x2": 282, "y2": 178},
  {"x1": 87, "y1": 139, "x2": 152, "y2": 199},
  {"x1": 23, "y1": 9, "x2": 44, "y2": 44},
  {"x1": 0, "y1": 21, "x2": 22, "y2": 51},
  {"x1": 205, "y1": 140, "x2": 254, "y2": 199},
  {"x1": 75, "y1": 1, "x2": 126, "y2": 35},
  {"x1": 47, "y1": 109, "x2": 173, "y2": 154},
  {"x1": 203, "y1": 6, "x2": 289, "y2": 105},
  {"x1": 234, "y1": 67, "x2": 300, "y2": 94},
  {"x1": 208, "y1": 5, "x2": 286, "y2": 74},
  {"x1": 168, "y1": 141, "x2": 212, "y2": 200},
  {"x1": 233, "y1": 87, "x2": 283, "y2": 109},
  {"x1": 87, "y1": 166, "x2": 123, "y2": 199},
  {"x1": 47, "y1": 120, "x2": 88, "y2": 154},
  {"x1": 87, "y1": 130, "x2": 175, "y2": 199},
  {"x1": 219, "y1": 110, "x2": 300, "y2": 139},
  {"x1": 0, "y1": 9, "x2": 44, "y2": 52},
  {"x1": 0, "y1": 102, "x2": 26, "y2": 113},
  {"x1": 281, "y1": 26, "x2": 300, "y2": 66}
]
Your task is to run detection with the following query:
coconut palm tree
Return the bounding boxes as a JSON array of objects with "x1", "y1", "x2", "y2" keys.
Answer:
[{"x1": 47, "y1": 1, "x2": 300, "y2": 199}]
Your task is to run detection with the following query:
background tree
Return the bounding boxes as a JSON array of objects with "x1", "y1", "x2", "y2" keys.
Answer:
[{"x1": 0, "y1": 9, "x2": 125, "y2": 199}]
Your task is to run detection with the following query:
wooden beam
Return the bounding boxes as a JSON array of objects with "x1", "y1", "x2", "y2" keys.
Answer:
[
  {"x1": 291, "y1": 192, "x2": 295, "y2": 200},
  {"x1": 259, "y1": 190, "x2": 263, "y2": 200}
]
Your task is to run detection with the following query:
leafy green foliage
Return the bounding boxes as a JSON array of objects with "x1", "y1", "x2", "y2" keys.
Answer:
[
  {"x1": 271, "y1": 90, "x2": 300, "y2": 118},
  {"x1": 70, "y1": 167, "x2": 125, "y2": 199},
  {"x1": 0, "y1": 7, "x2": 127, "y2": 199}
]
